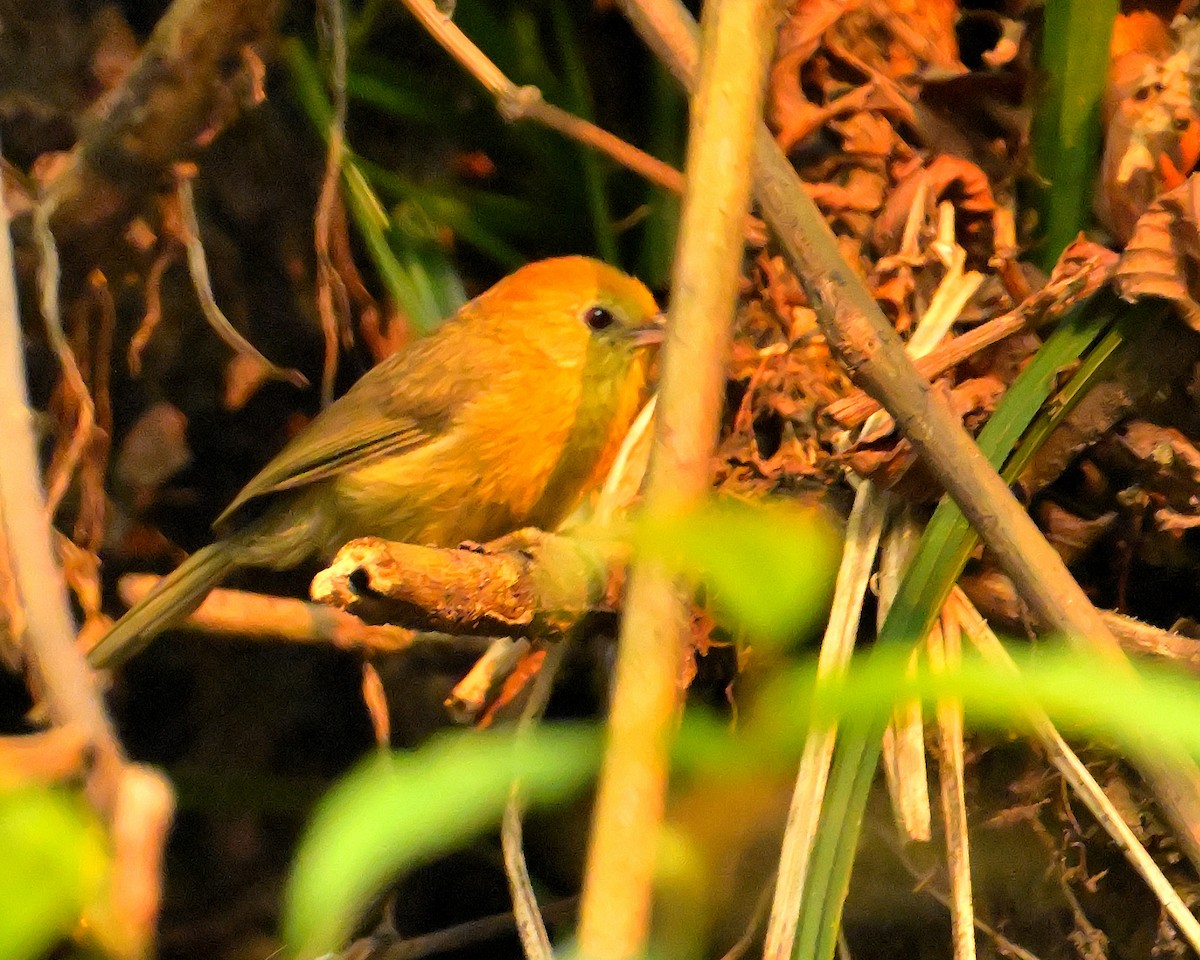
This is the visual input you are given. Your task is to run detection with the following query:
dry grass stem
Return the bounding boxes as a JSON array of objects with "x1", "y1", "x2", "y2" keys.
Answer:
[
  {"x1": 33, "y1": 197, "x2": 96, "y2": 517},
  {"x1": 764, "y1": 484, "x2": 887, "y2": 960},
  {"x1": 595, "y1": 394, "x2": 658, "y2": 526},
  {"x1": 927, "y1": 609, "x2": 977, "y2": 960},
  {"x1": 871, "y1": 225, "x2": 981, "y2": 844},
  {"x1": 177, "y1": 177, "x2": 307, "y2": 388},
  {"x1": 501, "y1": 642, "x2": 567, "y2": 960},
  {"x1": 575, "y1": 0, "x2": 778, "y2": 953},
  {"x1": 769, "y1": 224, "x2": 978, "y2": 956},
  {"x1": 950, "y1": 587, "x2": 1200, "y2": 953},
  {"x1": 392, "y1": 0, "x2": 683, "y2": 195},
  {"x1": 877, "y1": 507, "x2": 931, "y2": 843}
]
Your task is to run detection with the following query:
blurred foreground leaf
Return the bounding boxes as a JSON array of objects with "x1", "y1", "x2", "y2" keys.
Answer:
[
  {"x1": 0, "y1": 787, "x2": 108, "y2": 960},
  {"x1": 758, "y1": 644, "x2": 1199, "y2": 767},
  {"x1": 283, "y1": 726, "x2": 600, "y2": 959},
  {"x1": 635, "y1": 499, "x2": 840, "y2": 644}
]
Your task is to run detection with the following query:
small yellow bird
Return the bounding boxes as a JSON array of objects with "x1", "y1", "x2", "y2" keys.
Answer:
[{"x1": 90, "y1": 256, "x2": 663, "y2": 668}]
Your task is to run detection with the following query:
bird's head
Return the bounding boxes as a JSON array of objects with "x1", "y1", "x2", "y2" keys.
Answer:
[{"x1": 467, "y1": 256, "x2": 664, "y2": 376}]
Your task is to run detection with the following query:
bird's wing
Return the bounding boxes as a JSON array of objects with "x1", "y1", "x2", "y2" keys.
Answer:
[{"x1": 215, "y1": 339, "x2": 470, "y2": 530}]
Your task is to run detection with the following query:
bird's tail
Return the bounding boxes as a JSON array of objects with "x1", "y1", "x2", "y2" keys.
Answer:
[{"x1": 88, "y1": 538, "x2": 241, "y2": 669}]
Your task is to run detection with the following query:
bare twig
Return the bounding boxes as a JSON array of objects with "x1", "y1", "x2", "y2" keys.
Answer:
[
  {"x1": 445, "y1": 637, "x2": 529, "y2": 723},
  {"x1": 0, "y1": 159, "x2": 123, "y2": 814},
  {"x1": 883, "y1": 828, "x2": 1046, "y2": 960},
  {"x1": 616, "y1": 0, "x2": 1200, "y2": 873},
  {"x1": 177, "y1": 177, "x2": 308, "y2": 388},
  {"x1": 391, "y1": 0, "x2": 683, "y2": 195},
  {"x1": 340, "y1": 898, "x2": 579, "y2": 960},
  {"x1": 575, "y1": 0, "x2": 778, "y2": 955},
  {"x1": 959, "y1": 569, "x2": 1200, "y2": 672}
]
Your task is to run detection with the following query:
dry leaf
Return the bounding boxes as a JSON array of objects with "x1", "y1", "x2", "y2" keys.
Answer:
[{"x1": 1115, "y1": 173, "x2": 1200, "y2": 329}]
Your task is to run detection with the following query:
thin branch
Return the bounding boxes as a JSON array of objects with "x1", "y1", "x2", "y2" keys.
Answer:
[
  {"x1": 575, "y1": 0, "x2": 779, "y2": 955},
  {"x1": 118, "y1": 575, "x2": 417, "y2": 652},
  {"x1": 340, "y1": 898, "x2": 579, "y2": 960},
  {"x1": 616, "y1": 0, "x2": 1200, "y2": 873},
  {"x1": 390, "y1": 0, "x2": 684, "y2": 195},
  {"x1": 312, "y1": 532, "x2": 624, "y2": 637},
  {"x1": 445, "y1": 638, "x2": 529, "y2": 724},
  {"x1": 883, "y1": 828, "x2": 1046, "y2": 960}
]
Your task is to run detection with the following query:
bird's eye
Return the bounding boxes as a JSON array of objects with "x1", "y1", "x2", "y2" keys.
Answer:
[{"x1": 584, "y1": 306, "x2": 616, "y2": 331}]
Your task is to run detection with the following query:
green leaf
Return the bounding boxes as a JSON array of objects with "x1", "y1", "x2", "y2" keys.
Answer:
[
  {"x1": 283, "y1": 726, "x2": 601, "y2": 959},
  {"x1": 0, "y1": 787, "x2": 108, "y2": 960},
  {"x1": 635, "y1": 499, "x2": 840, "y2": 644}
]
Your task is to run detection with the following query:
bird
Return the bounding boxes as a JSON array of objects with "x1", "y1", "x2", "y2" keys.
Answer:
[{"x1": 89, "y1": 256, "x2": 663, "y2": 668}]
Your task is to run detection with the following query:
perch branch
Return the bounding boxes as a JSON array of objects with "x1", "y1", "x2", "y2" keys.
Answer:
[
  {"x1": 575, "y1": 0, "x2": 778, "y2": 956},
  {"x1": 311, "y1": 531, "x2": 626, "y2": 638}
]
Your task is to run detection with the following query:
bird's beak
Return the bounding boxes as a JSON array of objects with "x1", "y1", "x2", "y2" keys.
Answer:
[{"x1": 628, "y1": 312, "x2": 666, "y2": 348}]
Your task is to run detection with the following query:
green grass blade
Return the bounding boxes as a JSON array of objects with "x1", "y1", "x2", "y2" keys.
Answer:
[
  {"x1": 1030, "y1": 0, "x2": 1120, "y2": 269},
  {"x1": 795, "y1": 290, "x2": 1163, "y2": 960},
  {"x1": 638, "y1": 60, "x2": 685, "y2": 288},
  {"x1": 549, "y1": 1, "x2": 618, "y2": 263},
  {"x1": 283, "y1": 38, "x2": 459, "y2": 332}
]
